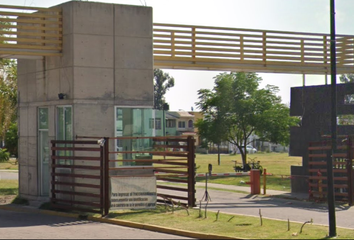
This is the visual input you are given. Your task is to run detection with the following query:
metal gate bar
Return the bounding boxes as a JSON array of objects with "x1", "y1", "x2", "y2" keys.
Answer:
[{"x1": 50, "y1": 140, "x2": 108, "y2": 214}]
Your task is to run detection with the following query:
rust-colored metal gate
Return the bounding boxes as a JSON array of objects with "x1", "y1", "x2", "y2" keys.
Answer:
[
  {"x1": 308, "y1": 136, "x2": 354, "y2": 205},
  {"x1": 51, "y1": 136, "x2": 196, "y2": 215},
  {"x1": 50, "y1": 139, "x2": 109, "y2": 215},
  {"x1": 106, "y1": 136, "x2": 196, "y2": 208}
]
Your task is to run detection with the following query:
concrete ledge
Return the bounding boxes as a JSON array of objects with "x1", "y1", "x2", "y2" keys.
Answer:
[{"x1": 87, "y1": 216, "x2": 240, "y2": 240}]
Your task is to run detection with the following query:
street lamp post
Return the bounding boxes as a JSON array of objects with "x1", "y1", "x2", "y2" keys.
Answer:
[{"x1": 328, "y1": 0, "x2": 337, "y2": 237}]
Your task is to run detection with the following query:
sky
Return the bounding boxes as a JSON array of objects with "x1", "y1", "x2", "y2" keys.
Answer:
[{"x1": 5, "y1": 0, "x2": 354, "y2": 111}]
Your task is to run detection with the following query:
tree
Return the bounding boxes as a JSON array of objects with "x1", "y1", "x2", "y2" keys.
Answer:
[
  {"x1": 196, "y1": 72, "x2": 299, "y2": 167},
  {"x1": 195, "y1": 110, "x2": 228, "y2": 165},
  {"x1": 154, "y1": 69, "x2": 174, "y2": 110},
  {"x1": 0, "y1": 59, "x2": 17, "y2": 151}
]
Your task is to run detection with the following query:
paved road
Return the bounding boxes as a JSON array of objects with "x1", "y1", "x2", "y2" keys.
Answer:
[
  {"x1": 194, "y1": 186, "x2": 354, "y2": 229},
  {"x1": 0, "y1": 171, "x2": 18, "y2": 180},
  {"x1": 2, "y1": 171, "x2": 354, "y2": 230},
  {"x1": 0, "y1": 208, "x2": 193, "y2": 239}
]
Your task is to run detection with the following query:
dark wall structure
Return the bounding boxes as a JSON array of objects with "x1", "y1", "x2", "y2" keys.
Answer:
[{"x1": 289, "y1": 83, "x2": 354, "y2": 193}]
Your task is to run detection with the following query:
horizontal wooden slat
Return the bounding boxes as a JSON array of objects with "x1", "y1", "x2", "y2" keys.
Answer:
[
  {"x1": 52, "y1": 164, "x2": 101, "y2": 170},
  {"x1": 156, "y1": 185, "x2": 188, "y2": 192},
  {"x1": 309, "y1": 183, "x2": 349, "y2": 188},
  {"x1": 157, "y1": 193, "x2": 188, "y2": 201},
  {"x1": 156, "y1": 177, "x2": 188, "y2": 183},
  {"x1": 308, "y1": 161, "x2": 326, "y2": 165},
  {"x1": 153, "y1": 144, "x2": 188, "y2": 149},
  {"x1": 153, "y1": 23, "x2": 354, "y2": 74},
  {"x1": 51, "y1": 173, "x2": 101, "y2": 179},
  {"x1": 151, "y1": 161, "x2": 188, "y2": 166},
  {"x1": 0, "y1": 23, "x2": 62, "y2": 32},
  {"x1": 0, "y1": 11, "x2": 61, "y2": 19},
  {"x1": 152, "y1": 152, "x2": 188, "y2": 157},
  {"x1": 52, "y1": 190, "x2": 100, "y2": 198},
  {"x1": 0, "y1": 37, "x2": 62, "y2": 44},
  {"x1": 51, "y1": 156, "x2": 101, "y2": 161},
  {"x1": 309, "y1": 176, "x2": 348, "y2": 181},
  {"x1": 0, "y1": 51, "x2": 61, "y2": 57},
  {"x1": 309, "y1": 154, "x2": 327, "y2": 158},
  {"x1": 52, "y1": 140, "x2": 99, "y2": 145},
  {"x1": 308, "y1": 146, "x2": 331, "y2": 150},
  {"x1": 0, "y1": 4, "x2": 61, "y2": 11},
  {"x1": 309, "y1": 169, "x2": 347, "y2": 173},
  {"x1": 51, "y1": 147, "x2": 100, "y2": 151},
  {"x1": 50, "y1": 198, "x2": 102, "y2": 208},
  {"x1": 155, "y1": 169, "x2": 187, "y2": 175},
  {"x1": 52, "y1": 181, "x2": 101, "y2": 189},
  {"x1": 0, "y1": 17, "x2": 60, "y2": 25}
]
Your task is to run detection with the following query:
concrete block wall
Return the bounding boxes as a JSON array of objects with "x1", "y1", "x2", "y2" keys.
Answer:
[
  {"x1": 289, "y1": 83, "x2": 354, "y2": 193},
  {"x1": 17, "y1": 1, "x2": 153, "y2": 202}
]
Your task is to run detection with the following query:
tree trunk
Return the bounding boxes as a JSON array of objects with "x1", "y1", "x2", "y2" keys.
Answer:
[
  {"x1": 217, "y1": 144, "x2": 221, "y2": 165},
  {"x1": 241, "y1": 150, "x2": 247, "y2": 167}
]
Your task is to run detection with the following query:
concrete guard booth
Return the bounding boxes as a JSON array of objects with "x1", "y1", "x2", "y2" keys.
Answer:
[{"x1": 16, "y1": 1, "x2": 159, "y2": 205}]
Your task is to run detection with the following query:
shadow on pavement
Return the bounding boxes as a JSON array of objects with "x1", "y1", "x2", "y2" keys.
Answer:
[{"x1": 0, "y1": 206, "x2": 90, "y2": 228}]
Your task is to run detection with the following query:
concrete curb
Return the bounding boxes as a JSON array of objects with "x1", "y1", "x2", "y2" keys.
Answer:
[
  {"x1": 0, "y1": 204, "x2": 239, "y2": 239},
  {"x1": 87, "y1": 216, "x2": 240, "y2": 240}
]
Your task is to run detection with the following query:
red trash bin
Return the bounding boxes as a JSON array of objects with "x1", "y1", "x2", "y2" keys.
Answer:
[{"x1": 249, "y1": 169, "x2": 261, "y2": 194}]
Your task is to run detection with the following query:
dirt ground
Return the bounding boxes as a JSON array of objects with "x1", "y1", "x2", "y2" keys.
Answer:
[{"x1": 0, "y1": 195, "x2": 16, "y2": 205}]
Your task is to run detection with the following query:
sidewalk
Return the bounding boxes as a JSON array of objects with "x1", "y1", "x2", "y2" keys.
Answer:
[{"x1": 196, "y1": 182, "x2": 309, "y2": 201}]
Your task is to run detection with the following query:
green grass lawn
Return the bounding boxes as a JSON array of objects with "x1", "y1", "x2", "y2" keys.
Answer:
[
  {"x1": 0, "y1": 158, "x2": 18, "y2": 170},
  {"x1": 194, "y1": 152, "x2": 302, "y2": 192},
  {"x1": 104, "y1": 205, "x2": 354, "y2": 239},
  {"x1": 0, "y1": 180, "x2": 18, "y2": 195}
]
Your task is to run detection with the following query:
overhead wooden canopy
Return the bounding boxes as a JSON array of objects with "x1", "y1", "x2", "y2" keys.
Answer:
[
  {"x1": 1, "y1": 4, "x2": 354, "y2": 75},
  {"x1": 0, "y1": 4, "x2": 62, "y2": 59},
  {"x1": 153, "y1": 23, "x2": 354, "y2": 74}
]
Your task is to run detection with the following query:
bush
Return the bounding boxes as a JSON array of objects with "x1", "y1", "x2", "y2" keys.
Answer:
[
  {"x1": 0, "y1": 148, "x2": 10, "y2": 162},
  {"x1": 5, "y1": 122, "x2": 18, "y2": 158}
]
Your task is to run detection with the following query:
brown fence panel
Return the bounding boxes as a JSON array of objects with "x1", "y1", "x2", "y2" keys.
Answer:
[
  {"x1": 308, "y1": 136, "x2": 354, "y2": 205},
  {"x1": 106, "y1": 136, "x2": 196, "y2": 208},
  {"x1": 50, "y1": 139, "x2": 109, "y2": 214}
]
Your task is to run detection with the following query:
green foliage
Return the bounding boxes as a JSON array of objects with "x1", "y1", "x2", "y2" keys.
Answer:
[
  {"x1": 0, "y1": 59, "x2": 17, "y2": 145},
  {"x1": 5, "y1": 122, "x2": 18, "y2": 158},
  {"x1": 153, "y1": 68, "x2": 174, "y2": 110},
  {"x1": 0, "y1": 148, "x2": 10, "y2": 162},
  {"x1": 195, "y1": 72, "x2": 299, "y2": 166}
]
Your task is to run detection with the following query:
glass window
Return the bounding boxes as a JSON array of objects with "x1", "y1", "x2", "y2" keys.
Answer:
[
  {"x1": 57, "y1": 106, "x2": 73, "y2": 165},
  {"x1": 188, "y1": 120, "x2": 193, "y2": 128},
  {"x1": 38, "y1": 108, "x2": 49, "y2": 130},
  {"x1": 166, "y1": 119, "x2": 176, "y2": 128},
  {"x1": 115, "y1": 107, "x2": 165, "y2": 167},
  {"x1": 149, "y1": 118, "x2": 154, "y2": 129},
  {"x1": 155, "y1": 118, "x2": 161, "y2": 130},
  {"x1": 178, "y1": 121, "x2": 185, "y2": 128}
]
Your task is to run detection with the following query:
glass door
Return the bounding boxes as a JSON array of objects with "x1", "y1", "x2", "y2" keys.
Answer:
[
  {"x1": 56, "y1": 106, "x2": 73, "y2": 165},
  {"x1": 38, "y1": 108, "x2": 49, "y2": 196}
]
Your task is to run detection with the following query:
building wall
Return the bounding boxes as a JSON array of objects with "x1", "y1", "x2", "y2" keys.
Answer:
[
  {"x1": 17, "y1": 1, "x2": 153, "y2": 202},
  {"x1": 289, "y1": 83, "x2": 354, "y2": 193}
]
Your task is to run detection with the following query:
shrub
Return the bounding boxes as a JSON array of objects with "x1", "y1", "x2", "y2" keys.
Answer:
[
  {"x1": 5, "y1": 122, "x2": 18, "y2": 158},
  {"x1": 0, "y1": 148, "x2": 10, "y2": 162}
]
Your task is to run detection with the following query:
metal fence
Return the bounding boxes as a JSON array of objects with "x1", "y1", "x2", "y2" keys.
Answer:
[
  {"x1": 308, "y1": 136, "x2": 354, "y2": 205},
  {"x1": 50, "y1": 136, "x2": 196, "y2": 215}
]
